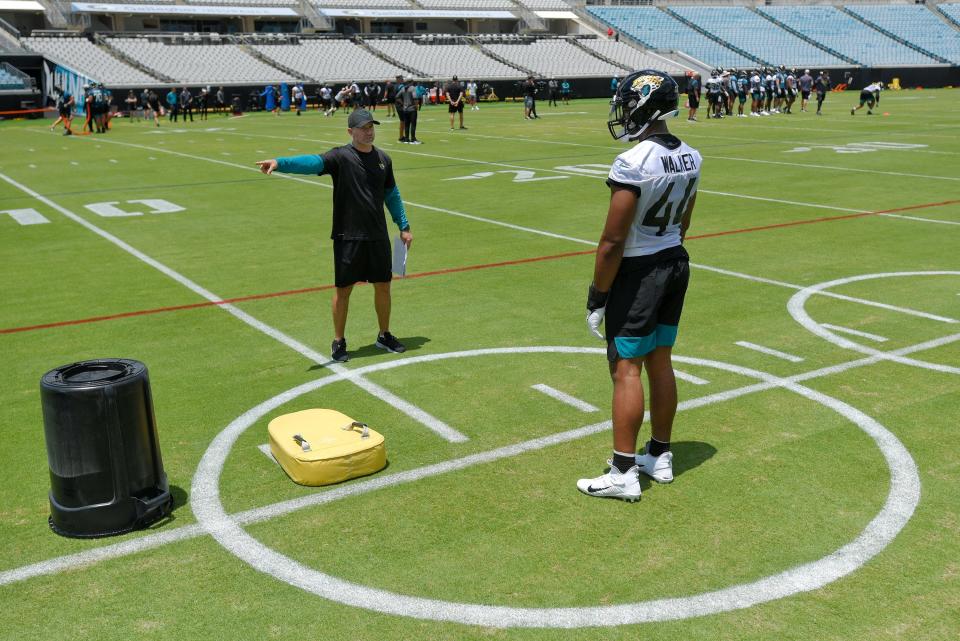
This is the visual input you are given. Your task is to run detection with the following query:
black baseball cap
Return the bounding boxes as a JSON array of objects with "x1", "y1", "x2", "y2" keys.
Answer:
[{"x1": 347, "y1": 109, "x2": 380, "y2": 128}]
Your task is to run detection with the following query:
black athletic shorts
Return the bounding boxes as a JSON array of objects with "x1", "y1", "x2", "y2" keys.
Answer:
[
  {"x1": 687, "y1": 94, "x2": 699, "y2": 108},
  {"x1": 333, "y1": 238, "x2": 392, "y2": 288},
  {"x1": 448, "y1": 101, "x2": 464, "y2": 113},
  {"x1": 605, "y1": 245, "x2": 690, "y2": 362},
  {"x1": 859, "y1": 90, "x2": 874, "y2": 105},
  {"x1": 801, "y1": 90, "x2": 810, "y2": 100}
]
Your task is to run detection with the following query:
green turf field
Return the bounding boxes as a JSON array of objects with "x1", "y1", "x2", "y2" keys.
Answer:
[{"x1": 1, "y1": 89, "x2": 958, "y2": 640}]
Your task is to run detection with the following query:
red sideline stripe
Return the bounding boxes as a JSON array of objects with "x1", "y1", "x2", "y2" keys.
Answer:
[
  {"x1": 0, "y1": 107, "x2": 55, "y2": 116},
  {"x1": 2, "y1": 199, "x2": 956, "y2": 335},
  {"x1": 0, "y1": 249, "x2": 596, "y2": 335}
]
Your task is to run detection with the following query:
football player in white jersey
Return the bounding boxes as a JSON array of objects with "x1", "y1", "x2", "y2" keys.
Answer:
[
  {"x1": 851, "y1": 81, "x2": 883, "y2": 115},
  {"x1": 578, "y1": 70, "x2": 701, "y2": 502}
]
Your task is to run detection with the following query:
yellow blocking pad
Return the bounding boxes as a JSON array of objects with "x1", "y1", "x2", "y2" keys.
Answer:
[{"x1": 268, "y1": 409, "x2": 386, "y2": 486}]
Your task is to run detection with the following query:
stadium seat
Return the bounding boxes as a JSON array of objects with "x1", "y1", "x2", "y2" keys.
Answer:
[
  {"x1": 587, "y1": 7, "x2": 757, "y2": 69},
  {"x1": 757, "y1": 5, "x2": 939, "y2": 66}
]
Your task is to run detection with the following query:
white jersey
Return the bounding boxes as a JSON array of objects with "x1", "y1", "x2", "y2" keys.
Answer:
[
  {"x1": 607, "y1": 135, "x2": 702, "y2": 257},
  {"x1": 863, "y1": 82, "x2": 883, "y2": 93}
]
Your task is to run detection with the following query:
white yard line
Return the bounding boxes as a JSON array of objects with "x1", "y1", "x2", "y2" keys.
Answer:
[
  {"x1": 674, "y1": 369, "x2": 710, "y2": 385},
  {"x1": 820, "y1": 324, "x2": 888, "y2": 343},
  {"x1": 531, "y1": 383, "x2": 599, "y2": 412},
  {"x1": 735, "y1": 341, "x2": 805, "y2": 363},
  {"x1": 0, "y1": 171, "x2": 467, "y2": 444},
  {"x1": 705, "y1": 154, "x2": 960, "y2": 182},
  {"x1": 879, "y1": 213, "x2": 960, "y2": 226}
]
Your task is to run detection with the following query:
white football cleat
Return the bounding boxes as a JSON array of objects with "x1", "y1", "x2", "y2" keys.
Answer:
[
  {"x1": 577, "y1": 465, "x2": 641, "y2": 502},
  {"x1": 636, "y1": 448, "x2": 674, "y2": 484}
]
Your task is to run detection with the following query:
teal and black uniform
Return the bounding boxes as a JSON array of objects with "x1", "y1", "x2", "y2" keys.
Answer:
[{"x1": 276, "y1": 146, "x2": 408, "y2": 287}]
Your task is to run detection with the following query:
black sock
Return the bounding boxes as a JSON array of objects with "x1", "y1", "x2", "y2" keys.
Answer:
[
  {"x1": 648, "y1": 438, "x2": 670, "y2": 457},
  {"x1": 612, "y1": 452, "x2": 635, "y2": 474}
]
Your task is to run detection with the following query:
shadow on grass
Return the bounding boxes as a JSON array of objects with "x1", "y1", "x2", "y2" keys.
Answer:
[{"x1": 307, "y1": 335, "x2": 431, "y2": 371}]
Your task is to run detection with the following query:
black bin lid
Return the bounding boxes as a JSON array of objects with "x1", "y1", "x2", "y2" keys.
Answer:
[{"x1": 42, "y1": 359, "x2": 146, "y2": 389}]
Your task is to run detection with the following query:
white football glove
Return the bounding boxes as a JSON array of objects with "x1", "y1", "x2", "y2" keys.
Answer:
[
  {"x1": 586, "y1": 284, "x2": 608, "y2": 341},
  {"x1": 586, "y1": 307, "x2": 605, "y2": 340}
]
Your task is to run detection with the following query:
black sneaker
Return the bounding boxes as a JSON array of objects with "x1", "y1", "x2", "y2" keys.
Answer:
[
  {"x1": 375, "y1": 332, "x2": 406, "y2": 353},
  {"x1": 331, "y1": 338, "x2": 349, "y2": 362}
]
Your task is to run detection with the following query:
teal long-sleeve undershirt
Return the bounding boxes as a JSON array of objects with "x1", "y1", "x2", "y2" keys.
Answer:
[
  {"x1": 276, "y1": 154, "x2": 323, "y2": 175},
  {"x1": 274, "y1": 154, "x2": 409, "y2": 231},
  {"x1": 385, "y1": 185, "x2": 408, "y2": 231}
]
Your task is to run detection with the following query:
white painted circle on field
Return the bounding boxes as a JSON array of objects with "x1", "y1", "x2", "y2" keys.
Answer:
[
  {"x1": 191, "y1": 347, "x2": 920, "y2": 628},
  {"x1": 788, "y1": 271, "x2": 960, "y2": 375}
]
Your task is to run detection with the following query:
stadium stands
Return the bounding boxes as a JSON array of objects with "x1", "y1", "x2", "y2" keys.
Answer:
[
  {"x1": 312, "y1": 0, "x2": 414, "y2": 6},
  {"x1": 667, "y1": 6, "x2": 847, "y2": 67},
  {"x1": 844, "y1": 4, "x2": 960, "y2": 64},
  {"x1": 518, "y1": 0, "x2": 571, "y2": 9},
  {"x1": 574, "y1": 39, "x2": 687, "y2": 75},
  {"x1": 252, "y1": 38, "x2": 407, "y2": 82},
  {"x1": 939, "y1": 3, "x2": 960, "y2": 28},
  {"x1": 22, "y1": 35, "x2": 160, "y2": 85},
  {"x1": 483, "y1": 38, "x2": 625, "y2": 77},
  {"x1": 366, "y1": 38, "x2": 523, "y2": 79},
  {"x1": 587, "y1": 6, "x2": 758, "y2": 69},
  {"x1": 183, "y1": 0, "x2": 295, "y2": 4},
  {"x1": 417, "y1": 0, "x2": 516, "y2": 9},
  {"x1": 0, "y1": 67, "x2": 28, "y2": 89},
  {"x1": 106, "y1": 36, "x2": 296, "y2": 84},
  {"x1": 756, "y1": 5, "x2": 939, "y2": 66}
]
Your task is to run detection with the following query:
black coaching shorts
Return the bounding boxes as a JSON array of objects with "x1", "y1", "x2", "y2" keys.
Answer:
[
  {"x1": 333, "y1": 238, "x2": 392, "y2": 288},
  {"x1": 448, "y1": 101, "x2": 464, "y2": 113},
  {"x1": 687, "y1": 94, "x2": 699, "y2": 108},
  {"x1": 605, "y1": 245, "x2": 690, "y2": 362}
]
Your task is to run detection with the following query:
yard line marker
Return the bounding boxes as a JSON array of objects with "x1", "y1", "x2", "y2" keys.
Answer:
[
  {"x1": 0, "y1": 171, "x2": 466, "y2": 444},
  {"x1": 735, "y1": 341, "x2": 805, "y2": 363},
  {"x1": 674, "y1": 370, "x2": 710, "y2": 385},
  {"x1": 531, "y1": 383, "x2": 599, "y2": 412},
  {"x1": 4, "y1": 336, "x2": 954, "y2": 591},
  {"x1": 257, "y1": 443, "x2": 278, "y2": 464},
  {"x1": 820, "y1": 324, "x2": 888, "y2": 343}
]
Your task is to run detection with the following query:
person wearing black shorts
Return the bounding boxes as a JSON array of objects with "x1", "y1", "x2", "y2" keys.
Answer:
[
  {"x1": 256, "y1": 109, "x2": 413, "y2": 362},
  {"x1": 580, "y1": 70, "x2": 701, "y2": 502},
  {"x1": 50, "y1": 88, "x2": 74, "y2": 135},
  {"x1": 685, "y1": 72, "x2": 700, "y2": 121},
  {"x1": 445, "y1": 75, "x2": 466, "y2": 130}
]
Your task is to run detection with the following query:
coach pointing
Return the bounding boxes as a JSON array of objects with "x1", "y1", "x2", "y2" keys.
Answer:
[{"x1": 256, "y1": 109, "x2": 413, "y2": 363}]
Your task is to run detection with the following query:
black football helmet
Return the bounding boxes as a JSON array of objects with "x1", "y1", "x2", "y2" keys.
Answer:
[{"x1": 607, "y1": 69, "x2": 679, "y2": 141}]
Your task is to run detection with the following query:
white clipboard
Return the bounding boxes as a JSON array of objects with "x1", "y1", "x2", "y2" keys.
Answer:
[{"x1": 392, "y1": 236, "x2": 408, "y2": 277}]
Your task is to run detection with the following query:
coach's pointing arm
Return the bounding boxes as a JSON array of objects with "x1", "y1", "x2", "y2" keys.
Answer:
[{"x1": 256, "y1": 155, "x2": 324, "y2": 175}]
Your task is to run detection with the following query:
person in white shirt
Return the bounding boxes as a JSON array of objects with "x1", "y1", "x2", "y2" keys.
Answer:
[
  {"x1": 852, "y1": 81, "x2": 883, "y2": 115},
  {"x1": 579, "y1": 70, "x2": 701, "y2": 503}
]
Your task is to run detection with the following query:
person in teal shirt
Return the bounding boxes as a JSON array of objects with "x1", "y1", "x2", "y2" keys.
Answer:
[{"x1": 165, "y1": 88, "x2": 178, "y2": 122}]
